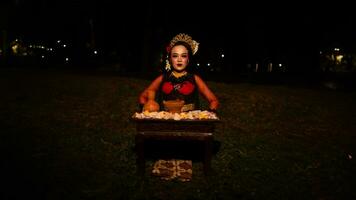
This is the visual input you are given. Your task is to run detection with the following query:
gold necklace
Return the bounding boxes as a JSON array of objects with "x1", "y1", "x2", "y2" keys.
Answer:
[{"x1": 171, "y1": 71, "x2": 187, "y2": 78}]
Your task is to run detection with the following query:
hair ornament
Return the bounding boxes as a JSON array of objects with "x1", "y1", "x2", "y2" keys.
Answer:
[
  {"x1": 165, "y1": 55, "x2": 171, "y2": 71},
  {"x1": 169, "y1": 33, "x2": 199, "y2": 55}
]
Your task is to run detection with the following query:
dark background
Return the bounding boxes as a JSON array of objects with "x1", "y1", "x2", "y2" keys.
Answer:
[{"x1": 1, "y1": 0, "x2": 356, "y2": 74}]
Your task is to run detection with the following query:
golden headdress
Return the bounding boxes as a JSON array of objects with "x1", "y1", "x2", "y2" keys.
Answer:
[
  {"x1": 168, "y1": 33, "x2": 199, "y2": 55},
  {"x1": 165, "y1": 33, "x2": 199, "y2": 71}
]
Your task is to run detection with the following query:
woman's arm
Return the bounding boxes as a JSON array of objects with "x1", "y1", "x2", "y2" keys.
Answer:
[
  {"x1": 139, "y1": 75, "x2": 163, "y2": 105},
  {"x1": 194, "y1": 75, "x2": 219, "y2": 110}
]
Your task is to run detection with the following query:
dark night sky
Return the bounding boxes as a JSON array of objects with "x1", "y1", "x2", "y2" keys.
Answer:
[
  {"x1": 4, "y1": 1, "x2": 354, "y2": 41},
  {"x1": 1, "y1": 0, "x2": 356, "y2": 70}
]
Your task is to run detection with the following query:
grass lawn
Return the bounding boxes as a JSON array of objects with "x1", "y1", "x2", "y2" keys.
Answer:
[{"x1": 1, "y1": 68, "x2": 355, "y2": 200}]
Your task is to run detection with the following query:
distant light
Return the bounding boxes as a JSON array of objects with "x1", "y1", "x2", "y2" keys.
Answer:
[
  {"x1": 57, "y1": 40, "x2": 61, "y2": 43},
  {"x1": 197, "y1": 63, "x2": 200, "y2": 66},
  {"x1": 334, "y1": 48, "x2": 340, "y2": 51},
  {"x1": 279, "y1": 63, "x2": 282, "y2": 67},
  {"x1": 207, "y1": 63, "x2": 210, "y2": 66},
  {"x1": 221, "y1": 54, "x2": 225, "y2": 58},
  {"x1": 65, "y1": 57, "x2": 69, "y2": 62},
  {"x1": 93, "y1": 50, "x2": 98, "y2": 54},
  {"x1": 63, "y1": 44, "x2": 66, "y2": 48},
  {"x1": 41, "y1": 55, "x2": 45, "y2": 58},
  {"x1": 320, "y1": 51, "x2": 322, "y2": 54}
]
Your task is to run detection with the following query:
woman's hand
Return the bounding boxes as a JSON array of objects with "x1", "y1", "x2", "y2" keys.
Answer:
[{"x1": 143, "y1": 99, "x2": 160, "y2": 112}]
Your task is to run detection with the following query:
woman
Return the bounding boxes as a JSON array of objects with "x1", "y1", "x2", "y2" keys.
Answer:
[{"x1": 139, "y1": 33, "x2": 219, "y2": 112}]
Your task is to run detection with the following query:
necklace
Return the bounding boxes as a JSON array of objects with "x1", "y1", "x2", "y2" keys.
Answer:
[{"x1": 171, "y1": 71, "x2": 187, "y2": 78}]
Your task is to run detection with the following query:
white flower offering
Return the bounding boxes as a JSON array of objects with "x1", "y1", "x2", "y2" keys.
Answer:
[{"x1": 133, "y1": 110, "x2": 219, "y2": 120}]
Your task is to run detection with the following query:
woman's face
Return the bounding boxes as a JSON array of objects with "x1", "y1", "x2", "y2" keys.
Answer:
[{"x1": 170, "y1": 45, "x2": 189, "y2": 72}]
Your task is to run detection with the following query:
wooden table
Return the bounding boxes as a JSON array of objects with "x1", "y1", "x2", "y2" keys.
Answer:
[{"x1": 132, "y1": 117, "x2": 220, "y2": 176}]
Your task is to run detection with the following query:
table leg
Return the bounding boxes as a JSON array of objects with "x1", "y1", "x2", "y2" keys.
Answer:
[
  {"x1": 135, "y1": 134, "x2": 145, "y2": 176},
  {"x1": 204, "y1": 136, "x2": 213, "y2": 175}
]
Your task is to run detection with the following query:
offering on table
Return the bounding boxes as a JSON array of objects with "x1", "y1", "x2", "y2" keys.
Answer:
[{"x1": 133, "y1": 110, "x2": 219, "y2": 120}]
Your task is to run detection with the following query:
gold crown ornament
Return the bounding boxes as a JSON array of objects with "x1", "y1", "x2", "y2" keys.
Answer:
[{"x1": 169, "y1": 33, "x2": 199, "y2": 55}]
